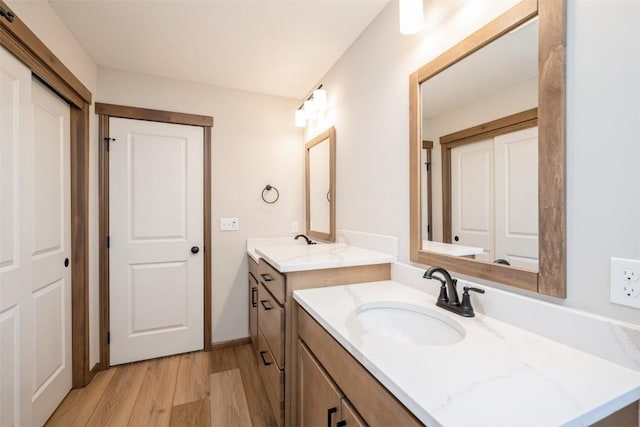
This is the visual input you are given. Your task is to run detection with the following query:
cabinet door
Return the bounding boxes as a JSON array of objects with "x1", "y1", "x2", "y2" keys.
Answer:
[
  {"x1": 298, "y1": 340, "x2": 343, "y2": 427},
  {"x1": 339, "y1": 399, "x2": 367, "y2": 427},
  {"x1": 249, "y1": 273, "x2": 258, "y2": 348}
]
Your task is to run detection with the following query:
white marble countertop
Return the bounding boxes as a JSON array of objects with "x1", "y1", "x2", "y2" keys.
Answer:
[
  {"x1": 293, "y1": 281, "x2": 640, "y2": 427},
  {"x1": 421, "y1": 240, "x2": 484, "y2": 257},
  {"x1": 246, "y1": 237, "x2": 307, "y2": 263},
  {"x1": 254, "y1": 243, "x2": 396, "y2": 273}
]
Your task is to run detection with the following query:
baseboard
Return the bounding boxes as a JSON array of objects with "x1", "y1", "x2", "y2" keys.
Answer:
[{"x1": 210, "y1": 337, "x2": 251, "y2": 351}]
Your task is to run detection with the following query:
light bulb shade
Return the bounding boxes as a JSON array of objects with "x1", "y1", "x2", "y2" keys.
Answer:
[
  {"x1": 295, "y1": 109, "x2": 306, "y2": 127},
  {"x1": 399, "y1": 0, "x2": 423, "y2": 35},
  {"x1": 304, "y1": 100, "x2": 317, "y2": 119},
  {"x1": 312, "y1": 88, "x2": 327, "y2": 111}
]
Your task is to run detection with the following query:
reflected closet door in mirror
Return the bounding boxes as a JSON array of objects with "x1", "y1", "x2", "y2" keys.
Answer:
[
  {"x1": 305, "y1": 127, "x2": 336, "y2": 242},
  {"x1": 409, "y1": 0, "x2": 566, "y2": 297}
]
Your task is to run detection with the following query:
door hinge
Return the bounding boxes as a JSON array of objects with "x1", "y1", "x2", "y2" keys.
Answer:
[
  {"x1": 104, "y1": 137, "x2": 115, "y2": 151},
  {"x1": 106, "y1": 235, "x2": 110, "y2": 248},
  {"x1": 107, "y1": 331, "x2": 110, "y2": 344}
]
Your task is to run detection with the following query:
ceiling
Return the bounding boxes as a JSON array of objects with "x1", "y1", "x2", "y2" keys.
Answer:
[{"x1": 49, "y1": 0, "x2": 390, "y2": 100}]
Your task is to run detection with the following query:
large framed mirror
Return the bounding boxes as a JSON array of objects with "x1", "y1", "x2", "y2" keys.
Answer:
[
  {"x1": 409, "y1": 0, "x2": 566, "y2": 297},
  {"x1": 306, "y1": 127, "x2": 336, "y2": 242}
]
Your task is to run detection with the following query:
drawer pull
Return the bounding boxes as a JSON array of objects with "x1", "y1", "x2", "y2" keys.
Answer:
[
  {"x1": 260, "y1": 273, "x2": 274, "y2": 282},
  {"x1": 251, "y1": 287, "x2": 257, "y2": 308},
  {"x1": 337, "y1": 421, "x2": 347, "y2": 427},
  {"x1": 327, "y1": 407, "x2": 338, "y2": 427},
  {"x1": 259, "y1": 351, "x2": 272, "y2": 366},
  {"x1": 260, "y1": 300, "x2": 273, "y2": 310}
]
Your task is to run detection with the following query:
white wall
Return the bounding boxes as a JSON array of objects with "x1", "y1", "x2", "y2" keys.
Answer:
[
  {"x1": 6, "y1": 0, "x2": 102, "y2": 367},
  {"x1": 305, "y1": 0, "x2": 640, "y2": 326},
  {"x1": 97, "y1": 69, "x2": 304, "y2": 342}
]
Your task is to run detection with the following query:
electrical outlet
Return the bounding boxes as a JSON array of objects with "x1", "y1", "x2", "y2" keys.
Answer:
[
  {"x1": 622, "y1": 268, "x2": 639, "y2": 282},
  {"x1": 610, "y1": 257, "x2": 640, "y2": 309},
  {"x1": 291, "y1": 221, "x2": 299, "y2": 233},
  {"x1": 219, "y1": 217, "x2": 239, "y2": 231}
]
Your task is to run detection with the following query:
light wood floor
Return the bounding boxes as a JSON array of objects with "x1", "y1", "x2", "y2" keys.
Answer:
[{"x1": 45, "y1": 344, "x2": 277, "y2": 427}]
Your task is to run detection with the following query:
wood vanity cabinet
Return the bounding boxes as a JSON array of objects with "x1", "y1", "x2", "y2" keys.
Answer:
[
  {"x1": 297, "y1": 304, "x2": 423, "y2": 427},
  {"x1": 256, "y1": 259, "x2": 390, "y2": 427},
  {"x1": 298, "y1": 340, "x2": 367, "y2": 427},
  {"x1": 248, "y1": 256, "x2": 259, "y2": 349}
]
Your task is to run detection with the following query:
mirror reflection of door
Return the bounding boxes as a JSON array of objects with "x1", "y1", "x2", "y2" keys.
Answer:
[{"x1": 448, "y1": 126, "x2": 538, "y2": 269}]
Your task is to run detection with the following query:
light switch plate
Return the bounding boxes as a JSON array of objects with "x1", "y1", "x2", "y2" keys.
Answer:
[
  {"x1": 220, "y1": 217, "x2": 239, "y2": 231},
  {"x1": 610, "y1": 257, "x2": 640, "y2": 309}
]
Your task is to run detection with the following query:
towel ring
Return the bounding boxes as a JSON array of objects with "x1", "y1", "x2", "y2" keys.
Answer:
[{"x1": 262, "y1": 185, "x2": 279, "y2": 204}]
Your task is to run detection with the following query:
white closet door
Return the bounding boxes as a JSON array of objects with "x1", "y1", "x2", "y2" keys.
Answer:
[
  {"x1": 451, "y1": 139, "x2": 494, "y2": 261},
  {"x1": 494, "y1": 126, "x2": 539, "y2": 270},
  {"x1": 0, "y1": 46, "x2": 72, "y2": 427},
  {"x1": 109, "y1": 118, "x2": 204, "y2": 365},
  {"x1": 30, "y1": 78, "x2": 72, "y2": 427},
  {"x1": 0, "y1": 43, "x2": 34, "y2": 427}
]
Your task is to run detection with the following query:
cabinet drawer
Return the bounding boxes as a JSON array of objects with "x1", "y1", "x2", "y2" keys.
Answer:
[
  {"x1": 258, "y1": 329, "x2": 284, "y2": 427},
  {"x1": 258, "y1": 260, "x2": 285, "y2": 305},
  {"x1": 248, "y1": 256, "x2": 259, "y2": 280},
  {"x1": 258, "y1": 282, "x2": 285, "y2": 369}
]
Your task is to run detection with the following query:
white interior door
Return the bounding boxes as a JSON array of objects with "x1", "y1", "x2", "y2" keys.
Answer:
[
  {"x1": 1, "y1": 46, "x2": 72, "y2": 427},
  {"x1": 109, "y1": 117, "x2": 204, "y2": 365},
  {"x1": 451, "y1": 139, "x2": 494, "y2": 261},
  {"x1": 494, "y1": 126, "x2": 539, "y2": 269}
]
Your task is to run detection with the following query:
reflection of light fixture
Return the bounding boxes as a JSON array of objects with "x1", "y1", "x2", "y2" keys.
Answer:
[
  {"x1": 399, "y1": 0, "x2": 423, "y2": 35},
  {"x1": 294, "y1": 84, "x2": 326, "y2": 127}
]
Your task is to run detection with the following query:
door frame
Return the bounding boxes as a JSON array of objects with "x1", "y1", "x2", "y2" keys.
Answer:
[
  {"x1": 96, "y1": 103, "x2": 213, "y2": 369},
  {"x1": 1, "y1": 1, "x2": 93, "y2": 388}
]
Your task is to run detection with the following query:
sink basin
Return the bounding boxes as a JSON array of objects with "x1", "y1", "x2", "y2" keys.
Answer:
[{"x1": 355, "y1": 301, "x2": 465, "y2": 346}]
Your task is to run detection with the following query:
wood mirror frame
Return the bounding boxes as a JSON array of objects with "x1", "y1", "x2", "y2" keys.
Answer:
[
  {"x1": 305, "y1": 126, "x2": 336, "y2": 242},
  {"x1": 409, "y1": 0, "x2": 566, "y2": 297}
]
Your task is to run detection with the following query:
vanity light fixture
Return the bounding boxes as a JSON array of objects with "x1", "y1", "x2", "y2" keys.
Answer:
[
  {"x1": 399, "y1": 0, "x2": 424, "y2": 35},
  {"x1": 294, "y1": 84, "x2": 326, "y2": 127}
]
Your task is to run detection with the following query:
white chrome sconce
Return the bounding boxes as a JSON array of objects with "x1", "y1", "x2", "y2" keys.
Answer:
[{"x1": 295, "y1": 85, "x2": 326, "y2": 127}]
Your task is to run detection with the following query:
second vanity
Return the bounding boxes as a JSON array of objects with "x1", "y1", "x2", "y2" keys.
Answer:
[
  {"x1": 294, "y1": 281, "x2": 640, "y2": 426},
  {"x1": 248, "y1": 241, "x2": 396, "y2": 427}
]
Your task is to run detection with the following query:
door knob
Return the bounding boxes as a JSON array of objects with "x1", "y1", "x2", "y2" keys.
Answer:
[
  {"x1": 64, "y1": 258, "x2": 70, "y2": 267},
  {"x1": 191, "y1": 246, "x2": 200, "y2": 254}
]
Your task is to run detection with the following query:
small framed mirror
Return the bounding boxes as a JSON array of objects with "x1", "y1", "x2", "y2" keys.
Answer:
[
  {"x1": 305, "y1": 127, "x2": 336, "y2": 242},
  {"x1": 409, "y1": 0, "x2": 566, "y2": 297}
]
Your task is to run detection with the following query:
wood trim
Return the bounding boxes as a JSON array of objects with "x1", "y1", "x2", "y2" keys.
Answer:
[
  {"x1": 95, "y1": 103, "x2": 213, "y2": 127},
  {"x1": 440, "y1": 109, "x2": 538, "y2": 244},
  {"x1": 210, "y1": 337, "x2": 251, "y2": 351},
  {"x1": 409, "y1": 0, "x2": 566, "y2": 297},
  {"x1": 70, "y1": 103, "x2": 91, "y2": 387},
  {"x1": 440, "y1": 108, "x2": 538, "y2": 146},
  {"x1": 203, "y1": 126, "x2": 212, "y2": 351},
  {"x1": 97, "y1": 105, "x2": 214, "y2": 368},
  {"x1": 0, "y1": 0, "x2": 91, "y2": 105},
  {"x1": 98, "y1": 115, "x2": 110, "y2": 370},
  {"x1": 537, "y1": 0, "x2": 566, "y2": 298},
  {"x1": 2, "y1": 1, "x2": 93, "y2": 389},
  {"x1": 305, "y1": 127, "x2": 336, "y2": 242}
]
